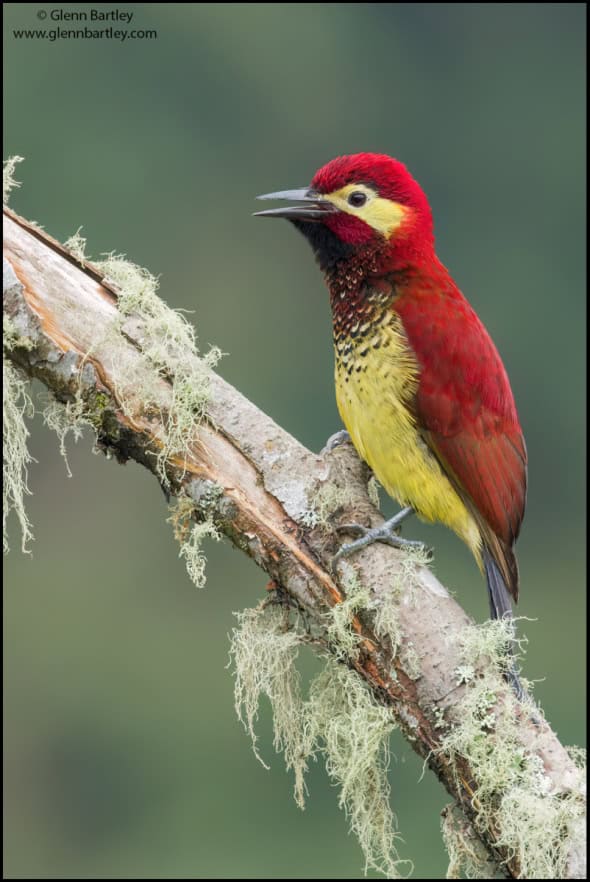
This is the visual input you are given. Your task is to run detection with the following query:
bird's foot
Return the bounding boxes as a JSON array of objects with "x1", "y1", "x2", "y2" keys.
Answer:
[
  {"x1": 322, "y1": 429, "x2": 351, "y2": 454},
  {"x1": 332, "y1": 507, "x2": 428, "y2": 570}
]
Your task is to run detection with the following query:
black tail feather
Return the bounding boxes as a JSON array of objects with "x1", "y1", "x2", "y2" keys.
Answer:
[{"x1": 483, "y1": 547, "x2": 514, "y2": 621}]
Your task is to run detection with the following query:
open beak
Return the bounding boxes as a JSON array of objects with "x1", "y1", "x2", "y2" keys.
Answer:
[{"x1": 254, "y1": 188, "x2": 337, "y2": 221}]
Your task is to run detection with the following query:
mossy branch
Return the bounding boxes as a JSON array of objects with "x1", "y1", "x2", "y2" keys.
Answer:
[{"x1": 3, "y1": 204, "x2": 586, "y2": 880}]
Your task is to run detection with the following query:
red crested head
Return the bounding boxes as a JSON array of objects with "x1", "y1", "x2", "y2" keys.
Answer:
[
  {"x1": 311, "y1": 153, "x2": 431, "y2": 215},
  {"x1": 256, "y1": 153, "x2": 435, "y2": 272}
]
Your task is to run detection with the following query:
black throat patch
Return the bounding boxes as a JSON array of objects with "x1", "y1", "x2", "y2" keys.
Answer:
[{"x1": 291, "y1": 220, "x2": 356, "y2": 274}]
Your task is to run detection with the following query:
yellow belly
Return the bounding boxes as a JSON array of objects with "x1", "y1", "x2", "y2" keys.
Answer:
[{"x1": 334, "y1": 315, "x2": 481, "y2": 557}]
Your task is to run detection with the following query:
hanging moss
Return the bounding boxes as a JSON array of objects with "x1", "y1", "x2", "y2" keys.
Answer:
[
  {"x1": 229, "y1": 600, "x2": 409, "y2": 878},
  {"x1": 3, "y1": 317, "x2": 34, "y2": 553},
  {"x1": 3, "y1": 155, "x2": 24, "y2": 204},
  {"x1": 167, "y1": 496, "x2": 221, "y2": 589}
]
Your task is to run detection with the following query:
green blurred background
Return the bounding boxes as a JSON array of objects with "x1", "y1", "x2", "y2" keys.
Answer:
[{"x1": 3, "y1": 3, "x2": 585, "y2": 878}]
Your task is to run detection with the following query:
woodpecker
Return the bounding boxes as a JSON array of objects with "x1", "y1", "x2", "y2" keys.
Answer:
[{"x1": 255, "y1": 153, "x2": 527, "y2": 692}]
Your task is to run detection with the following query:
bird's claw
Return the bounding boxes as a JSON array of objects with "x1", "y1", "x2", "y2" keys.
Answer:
[
  {"x1": 322, "y1": 429, "x2": 351, "y2": 454},
  {"x1": 335, "y1": 523, "x2": 366, "y2": 539},
  {"x1": 336, "y1": 522, "x2": 425, "y2": 550},
  {"x1": 331, "y1": 511, "x2": 428, "y2": 572}
]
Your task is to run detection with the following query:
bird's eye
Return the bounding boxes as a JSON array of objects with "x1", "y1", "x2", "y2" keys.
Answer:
[{"x1": 348, "y1": 191, "x2": 368, "y2": 208}]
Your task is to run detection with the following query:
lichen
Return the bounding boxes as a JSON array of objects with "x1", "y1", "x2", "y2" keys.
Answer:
[
  {"x1": 42, "y1": 395, "x2": 88, "y2": 478},
  {"x1": 370, "y1": 546, "x2": 433, "y2": 672},
  {"x1": 3, "y1": 327, "x2": 34, "y2": 552},
  {"x1": 372, "y1": 587, "x2": 404, "y2": 660},
  {"x1": 433, "y1": 706, "x2": 447, "y2": 731},
  {"x1": 391, "y1": 544, "x2": 433, "y2": 605},
  {"x1": 229, "y1": 601, "x2": 409, "y2": 878},
  {"x1": 93, "y1": 252, "x2": 222, "y2": 484},
  {"x1": 438, "y1": 618, "x2": 586, "y2": 879},
  {"x1": 190, "y1": 480, "x2": 224, "y2": 516},
  {"x1": 348, "y1": 546, "x2": 432, "y2": 679},
  {"x1": 441, "y1": 804, "x2": 497, "y2": 879},
  {"x1": 367, "y1": 476, "x2": 381, "y2": 508},
  {"x1": 63, "y1": 227, "x2": 88, "y2": 263},
  {"x1": 3, "y1": 310, "x2": 35, "y2": 352},
  {"x1": 439, "y1": 621, "x2": 535, "y2": 800},
  {"x1": 565, "y1": 745, "x2": 587, "y2": 769},
  {"x1": 455, "y1": 665, "x2": 476, "y2": 686},
  {"x1": 301, "y1": 480, "x2": 358, "y2": 529},
  {"x1": 167, "y1": 497, "x2": 220, "y2": 589},
  {"x1": 494, "y1": 781, "x2": 585, "y2": 879},
  {"x1": 402, "y1": 641, "x2": 422, "y2": 681},
  {"x1": 454, "y1": 616, "x2": 525, "y2": 677},
  {"x1": 327, "y1": 562, "x2": 370, "y2": 658},
  {"x1": 3, "y1": 155, "x2": 24, "y2": 204}
]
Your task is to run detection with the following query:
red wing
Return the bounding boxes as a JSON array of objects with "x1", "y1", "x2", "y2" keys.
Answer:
[
  {"x1": 419, "y1": 407, "x2": 527, "y2": 547},
  {"x1": 396, "y1": 284, "x2": 527, "y2": 548}
]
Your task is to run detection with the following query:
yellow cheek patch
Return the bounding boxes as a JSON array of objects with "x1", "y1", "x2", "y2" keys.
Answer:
[{"x1": 325, "y1": 183, "x2": 407, "y2": 239}]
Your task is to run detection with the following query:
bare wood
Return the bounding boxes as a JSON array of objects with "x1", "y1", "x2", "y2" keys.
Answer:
[{"x1": 3, "y1": 207, "x2": 586, "y2": 879}]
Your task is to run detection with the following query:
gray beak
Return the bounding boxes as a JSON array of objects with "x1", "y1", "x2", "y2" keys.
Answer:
[{"x1": 254, "y1": 188, "x2": 337, "y2": 221}]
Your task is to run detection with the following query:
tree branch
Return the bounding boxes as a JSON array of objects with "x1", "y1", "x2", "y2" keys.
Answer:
[{"x1": 3, "y1": 206, "x2": 585, "y2": 879}]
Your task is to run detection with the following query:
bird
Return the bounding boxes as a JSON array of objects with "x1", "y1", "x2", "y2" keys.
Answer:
[{"x1": 254, "y1": 153, "x2": 527, "y2": 693}]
